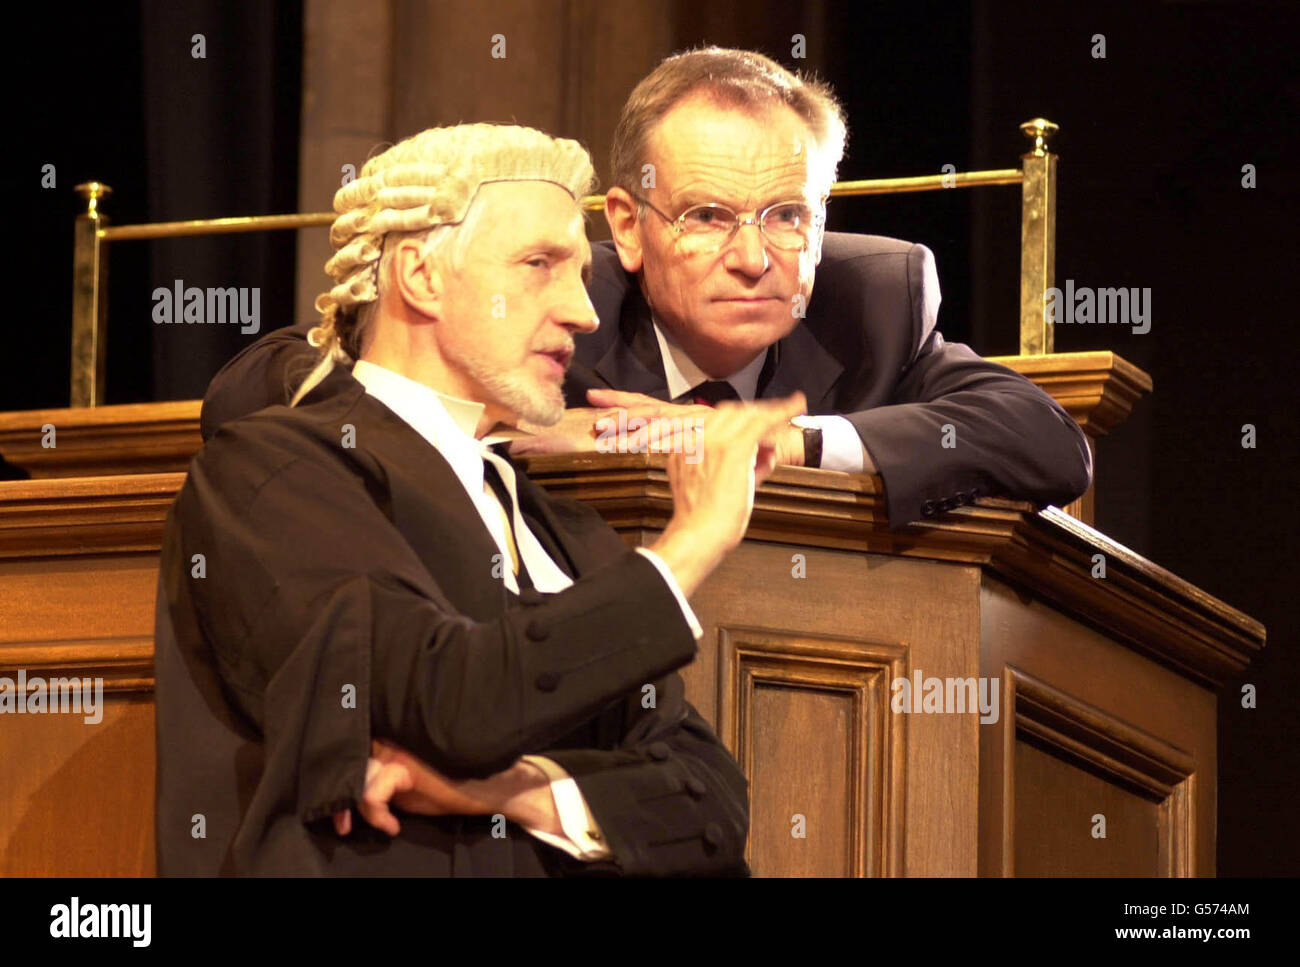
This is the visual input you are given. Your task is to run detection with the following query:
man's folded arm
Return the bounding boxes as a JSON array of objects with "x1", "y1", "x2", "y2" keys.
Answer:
[
  {"x1": 517, "y1": 755, "x2": 614, "y2": 861},
  {"x1": 174, "y1": 418, "x2": 703, "y2": 821},
  {"x1": 844, "y1": 333, "x2": 1094, "y2": 528},
  {"x1": 534, "y1": 671, "x2": 750, "y2": 877}
]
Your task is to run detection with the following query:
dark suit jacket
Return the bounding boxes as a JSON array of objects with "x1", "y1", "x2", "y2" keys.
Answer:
[
  {"x1": 200, "y1": 233, "x2": 1091, "y2": 528},
  {"x1": 156, "y1": 376, "x2": 750, "y2": 876}
]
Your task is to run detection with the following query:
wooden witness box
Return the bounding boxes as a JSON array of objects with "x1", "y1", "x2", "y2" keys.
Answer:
[{"x1": 0, "y1": 406, "x2": 1264, "y2": 876}]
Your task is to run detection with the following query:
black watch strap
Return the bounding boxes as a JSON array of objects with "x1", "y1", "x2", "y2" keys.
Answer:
[{"x1": 801, "y1": 424, "x2": 823, "y2": 469}]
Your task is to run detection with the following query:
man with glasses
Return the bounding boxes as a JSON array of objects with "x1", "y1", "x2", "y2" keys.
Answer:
[{"x1": 202, "y1": 47, "x2": 1092, "y2": 529}]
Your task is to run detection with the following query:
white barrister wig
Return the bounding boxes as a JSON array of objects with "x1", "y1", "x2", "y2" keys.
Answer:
[{"x1": 292, "y1": 123, "x2": 595, "y2": 404}]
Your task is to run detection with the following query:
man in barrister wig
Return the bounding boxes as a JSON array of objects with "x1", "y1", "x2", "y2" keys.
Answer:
[{"x1": 154, "y1": 123, "x2": 806, "y2": 875}]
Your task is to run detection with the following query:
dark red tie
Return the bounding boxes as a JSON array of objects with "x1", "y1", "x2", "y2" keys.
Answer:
[{"x1": 690, "y1": 380, "x2": 740, "y2": 407}]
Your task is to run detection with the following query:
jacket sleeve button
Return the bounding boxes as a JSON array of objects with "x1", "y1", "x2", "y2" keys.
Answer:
[
  {"x1": 525, "y1": 619, "x2": 549, "y2": 641},
  {"x1": 685, "y1": 777, "x2": 708, "y2": 799},
  {"x1": 702, "y1": 823, "x2": 723, "y2": 850},
  {"x1": 534, "y1": 671, "x2": 560, "y2": 692},
  {"x1": 647, "y1": 742, "x2": 671, "y2": 761}
]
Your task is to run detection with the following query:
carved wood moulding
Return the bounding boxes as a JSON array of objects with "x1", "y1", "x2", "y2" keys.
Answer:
[
  {"x1": 0, "y1": 472, "x2": 184, "y2": 559},
  {"x1": 987, "y1": 351, "x2": 1153, "y2": 438},
  {"x1": 523, "y1": 453, "x2": 1263, "y2": 687},
  {"x1": 0, "y1": 401, "x2": 202, "y2": 478},
  {"x1": 0, "y1": 457, "x2": 1264, "y2": 688},
  {"x1": 0, "y1": 636, "x2": 155, "y2": 695}
]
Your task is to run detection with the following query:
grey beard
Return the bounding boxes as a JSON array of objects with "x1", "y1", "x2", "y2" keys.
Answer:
[
  {"x1": 485, "y1": 372, "x2": 565, "y2": 426},
  {"x1": 460, "y1": 355, "x2": 565, "y2": 426}
]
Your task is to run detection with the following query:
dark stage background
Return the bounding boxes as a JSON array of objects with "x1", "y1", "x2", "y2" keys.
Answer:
[{"x1": 11, "y1": 0, "x2": 1298, "y2": 875}]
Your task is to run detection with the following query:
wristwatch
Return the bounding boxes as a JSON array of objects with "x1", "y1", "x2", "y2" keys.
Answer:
[{"x1": 790, "y1": 416, "x2": 823, "y2": 468}]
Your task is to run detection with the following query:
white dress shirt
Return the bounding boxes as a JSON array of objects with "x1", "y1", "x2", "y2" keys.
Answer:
[
  {"x1": 351, "y1": 359, "x2": 703, "y2": 863},
  {"x1": 650, "y1": 318, "x2": 868, "y2": 473}
]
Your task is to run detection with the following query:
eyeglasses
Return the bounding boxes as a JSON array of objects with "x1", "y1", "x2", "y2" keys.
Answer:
[{"x1": 629, "y1": 192, "x2": 822, "y2": 254}]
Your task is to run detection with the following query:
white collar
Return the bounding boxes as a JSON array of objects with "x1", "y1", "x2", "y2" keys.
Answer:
[
  {"x1": 351, "y1": 358, "x2": 571, "y2": 595},
  {"x1": 650, "y1": 316, "x2": 767, "y2": 401},
  {"x1": 352, "y1": 359, "x2": 493, "y2": 445},
  {"x1": 351, "y1": 358, "x2": 500, "y2": 535}
]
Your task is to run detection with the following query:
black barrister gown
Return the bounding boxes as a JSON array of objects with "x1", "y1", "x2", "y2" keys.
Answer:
[{"x1": 154, "y1": 371, "x2": 750, "y2": 876}]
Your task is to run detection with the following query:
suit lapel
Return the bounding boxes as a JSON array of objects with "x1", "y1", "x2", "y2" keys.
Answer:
[
  {"x1": 337, "y1": 386, "x2": 512, "y2": 621},
  {"x1": 510, "y1": 466, "x2": 628, "y2": 579},
  {"x1": 762, "y1": 321, "x2": 844, "y2": 410},
  {"x1": 593, "y1": 284, "x2": 672, "y2": 400},
  {"x1": 338, "y1": 386, "x2": 618, "y2": 609}
]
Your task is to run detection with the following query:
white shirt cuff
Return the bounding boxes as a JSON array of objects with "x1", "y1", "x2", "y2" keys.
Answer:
[
  {"x1": 518, "y1": 755, "x2": 613, "y2": 861},
  {"x1": 634, "y1": 546, "x2": 704, "y2": 640},
  {"x1": 804, "y1": 414, "x2": 867, "y2": 473}
]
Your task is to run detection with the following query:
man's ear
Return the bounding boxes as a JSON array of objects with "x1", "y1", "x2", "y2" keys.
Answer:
[
  {"x1": 604, "y1": 187, "x2": 644, "y2": 274},
  {"x1": 392, "y1": 237, "x2": 443, "y2": 319}
]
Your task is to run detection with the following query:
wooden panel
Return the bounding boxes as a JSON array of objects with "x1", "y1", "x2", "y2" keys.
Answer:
[
  {"x1": 0, "y1": 549, "x2": 159, "y2": 876},
  {"x1": 0, "y1": 461, "x2": 1258, "y2": 878},
  {"x1": 0, "y1": 555, "x2": 159, "y2": 654},
  {"x1": 980, "y1": 574, "x2": 1209, "y2": 875},
  {"x1": 1014, "y1": 739, "x2": 1160, "y2": 876},
  {"x1": 750, "y1": 685, "x2": 853, "y2": 876},
  {"x1": 1008, "y1": 667, "x2": 1194, "y2": 876},
  {"x1": 0, "y1": 696, "x2": 155, "y2": 875},
  {"x1": 719, "y1": 626, "x2": 906, "y2": 877},
  {"x1": 678, "y1": 538, "x2": 981, "y2": 877}
]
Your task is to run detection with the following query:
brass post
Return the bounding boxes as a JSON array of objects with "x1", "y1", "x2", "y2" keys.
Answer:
[
  {"x1": 1018, "y1": 119, "x2": 1058, "y2": 355},
  {"x1": 71, "y1": 182, "x2": 112, "y2": 407}
]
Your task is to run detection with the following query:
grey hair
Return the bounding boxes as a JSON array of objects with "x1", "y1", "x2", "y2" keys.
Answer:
[{"x1": 610, "y1": 46, "x2": 847, "y2": 203}]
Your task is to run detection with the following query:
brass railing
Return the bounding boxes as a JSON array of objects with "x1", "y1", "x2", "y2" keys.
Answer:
[{"x1": 69, "y1": 118, "x2": 1059, "y2": 406}]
